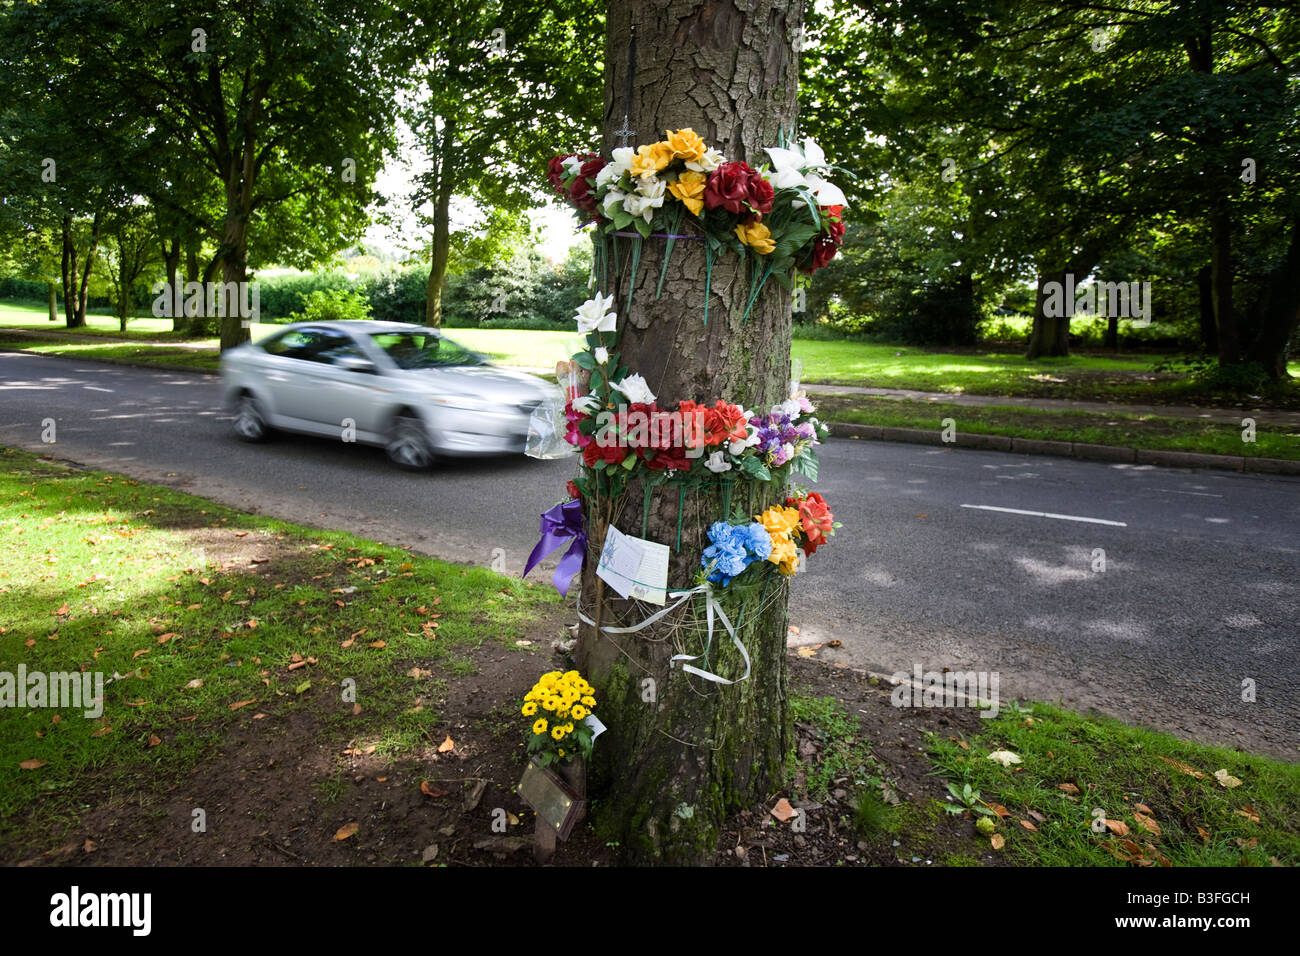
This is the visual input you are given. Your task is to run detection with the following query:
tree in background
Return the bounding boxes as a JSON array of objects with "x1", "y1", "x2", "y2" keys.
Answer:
[{"x1": 406, "y1": 0, "x2": 602, "y2": 326}]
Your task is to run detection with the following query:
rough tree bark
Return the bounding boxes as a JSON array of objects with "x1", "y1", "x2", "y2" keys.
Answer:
[{"x1": 574, "y1": 0, "x2": 804, "y2": 865}]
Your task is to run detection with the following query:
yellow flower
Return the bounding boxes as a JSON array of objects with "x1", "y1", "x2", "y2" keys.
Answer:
[
  {"x1": 581, "y1": 695, "x2": 596, "y2": 707},
  {"x1": 521, "y1": 702, "x2": 537, "y2": 716},
  {"x1": 557, "y1": 748, "x2": 565, "y2": 757},
  {"x1": 543, "y1": 696, "x2": 561, "y2": 712},
  {"x1": 758, "y1": 505, "x2": 800, "y2": 536},
  {"x1": 665, "y1": 128, "x2": 707, "y2": 163},
  {"x1": 734, "y1": 220, "x2": 776, "y2": 255},
  {"x1": 565, "y1": 723, "x2": 574, "y2": 733},
  {"x1": 669, "y1": 170, "x2": 707, "y2": 216},
  {"x1": 571, "y1": 704, "x2": 588, "y2": 720},
  {"x1": 532, "y1": 718, "x2": 548, "y2": 735},
  {"x1": 768, "y1": 535, "x2": 800, "y2": 575},
  {"x1": 551, "y1": 725, "x2": 567, "y2": 741},
  {"x1": 631, "y1": 141, "x2": 673, "y2": 178},
  {"x1": 555, "y1": 707, "x2": 569, "y2": 720}
]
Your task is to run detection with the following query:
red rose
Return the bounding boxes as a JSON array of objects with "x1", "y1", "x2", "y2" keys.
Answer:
[
  {"x1": 583, "y1": 433, "x2": 628, "y2": 467},
  {"x1": 547, "y1": 154, "x2": 571, "y2": 193},
  {"x1": 702, "y1": 401, "x2": 748, "y2": 446},
  {"x1": 801, "y1": 234, "x2": 841, "y2": 275},
  {"x1": 569, "y1": 157, "x2": 606, "y2": 216},
  {"x1": 786, "y1": 492, "x2": 834, "y2": 555},
  {"x1": 747, "y1": 175, "x2": 774, "y2": 217},
  {"x1": 643, "y1": 444, "x2": 694, "y2": 472},
  {"x1": 566, "y1": 480, "x2": 581, "y2": 500},
  {"x1": 704, "y1": 162, "x2": 756, "y2": 215}
]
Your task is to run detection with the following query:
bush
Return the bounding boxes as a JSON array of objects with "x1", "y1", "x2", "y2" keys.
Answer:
[
  {"x1": 286, "y1": 288, "x2": 372, "y2": 324},
  {"x1": 254, "y1": 270, "x2": 359, "y2": 320},
  {"x1": 1191, "y1": 360, "x2": 1271, "y2": 394},
  {"x1": 366, "y1": 269, "x2": 427, "y2": 324}
]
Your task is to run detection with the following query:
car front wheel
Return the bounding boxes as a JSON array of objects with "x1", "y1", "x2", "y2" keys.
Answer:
[
  {"x1": 232, "y1": 393, "x2": 271, "y2": 442},
  {"x1": 386, "y1": 413, "x2": 435, "y2": 470}
]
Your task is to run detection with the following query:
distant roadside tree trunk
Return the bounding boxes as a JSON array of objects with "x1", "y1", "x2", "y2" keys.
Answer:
[
  {"x1": 47, "y1": 282, "x2": 57, "y2": 322},
  {"x1": 425, "y1": 118, "x2": 456, "y2": 329},
  {"x1": 1196, "y1": 264, "x2": 1217, "y2": 355},
  {"x1": 1026, "y1": 268, "x2": 1069, "y2": 358}
]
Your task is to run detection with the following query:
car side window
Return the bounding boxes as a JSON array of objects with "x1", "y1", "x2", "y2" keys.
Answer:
[
  {"x1": 316, "y1": 331, "x2": 366, "y2": 365},
  {"x1": 262, "y1": 329, "x2": 318, "y2": 359}
]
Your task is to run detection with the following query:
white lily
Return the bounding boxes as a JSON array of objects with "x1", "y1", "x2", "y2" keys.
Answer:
[
  {"x1": 704, "y1": 450, "x2": 732, "y2": 473},
  {"x1": 764, "y1": 136, "x2": 848, "y2": 207},
  {"x1": 574, "y1": 293, "x2": 617, "y2": 333},
  {"x1": 611, "y1": 373, "x2": 656, "y2": 405},
  {"x1": 803, "y1": 173, "x2": 848, "y2": 207}
]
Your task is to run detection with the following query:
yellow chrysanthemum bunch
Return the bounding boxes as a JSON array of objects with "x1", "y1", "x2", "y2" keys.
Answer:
[{"x1": 522, "y1": 670, "x2": 598, "y2": 765}]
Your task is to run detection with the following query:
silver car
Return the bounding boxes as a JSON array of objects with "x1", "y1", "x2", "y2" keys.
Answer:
[{"x1": 219, "y1": 320, "x2": 557, "y2": 469}]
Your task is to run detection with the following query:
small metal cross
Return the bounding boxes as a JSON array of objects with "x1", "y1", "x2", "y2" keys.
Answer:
[{"x1": 614, "y1": 115, "x2": 636, "y2": 148}]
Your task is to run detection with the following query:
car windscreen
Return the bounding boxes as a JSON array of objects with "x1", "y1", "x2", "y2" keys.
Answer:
[{"x1": 369, "y1": 331, "x2": 482, "y2": 369}]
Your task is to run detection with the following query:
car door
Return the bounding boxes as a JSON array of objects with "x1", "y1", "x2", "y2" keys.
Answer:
[{"x1": 254, "y1": 327, "x2": 328, "y2": 424}]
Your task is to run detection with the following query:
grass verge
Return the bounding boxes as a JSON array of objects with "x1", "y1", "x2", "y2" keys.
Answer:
[
  {"x1": 928, "y1": 701, "x2": 1299, "y2": 866},
  {"x1": 0, "y1": 445, "x2": 561, "y2": 849},
  {"x1": 817, "y1": 394, "x2": 1300, "y2": 460}
]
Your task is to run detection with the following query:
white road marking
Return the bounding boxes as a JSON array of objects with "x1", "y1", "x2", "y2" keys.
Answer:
[
  {"x1": 83, "y1": 385, "x2": 114, "y2": 393},
  {"x1": 960, "y1": 503, "x2": 1128, "y2": 527},
  {"x1": 1148, "y1": 488, "x2": 1224, "y2": 498}
]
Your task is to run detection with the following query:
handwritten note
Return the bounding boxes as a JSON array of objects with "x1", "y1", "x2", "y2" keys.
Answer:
[{"x1": 596, "y1": 524, "x2": 669, "y2": 605}]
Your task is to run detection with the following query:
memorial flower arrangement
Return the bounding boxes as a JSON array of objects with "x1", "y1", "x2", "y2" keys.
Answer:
[
  {"x1": 522, "y1": 670, "x2": 599, "y2": 767},
  {"x1": 548, "y1": 129, "x2": 848, "y2": 320}
]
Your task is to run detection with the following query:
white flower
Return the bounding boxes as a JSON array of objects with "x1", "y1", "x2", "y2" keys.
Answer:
[
  {"x1": 635, "y1": 176, "x2": 666, "y2": 200},
  {"x1": 573, "y1": 394, "x2": 600, "y2": 413},
  {"x1": 779, "y1": 398, "x2": 802, "y2": 418},
  {"x1": 603, "y1": 188, "x2": 628, "y2": 218},
  {"x1": 685, "y1": 147, "x2": 725, "y2": 173},
  {"x1": 611, "y1": 373, "x2": 656, "y2": 405},
  {"x1": 562, "y1": 155, "x2": 585, "y2": 177},
  {"x1": 728, "y1": 420, "x2": 760, "y2": 456},
  {"x1": 704, "y1": 450, "x2": 732, "y2": 473},
  {"x1": 595, "y1": 164, "x2": 622, "y2": 189},
  {"x1": 593, "y1": 346, "x2": 609, "y2": 364},
  {"x1": 609, "y1": 147, "x2": 635, "y2": 175},
  {"x1": 623, "y1": 181, "x2": 665, "y2": 222},
  {"x1": 574, "y1": 293, "x2": 617, "y2": 333},
  {"x1": 764, "y1": 137, "x2": 848, "y2": 207}
]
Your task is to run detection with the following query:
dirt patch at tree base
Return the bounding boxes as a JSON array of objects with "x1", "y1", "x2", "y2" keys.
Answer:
[{"x1": 13, "y1": 644, "x2": 996, "y2": 868}]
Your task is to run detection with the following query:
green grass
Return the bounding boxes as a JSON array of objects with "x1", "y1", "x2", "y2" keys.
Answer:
[
  {"x1": 0, "y1": 445, "x2": 561, "y2": 851},
  {"x1": 819, "y1": 395, "x2": 1300, "y2": 460},
  {"x1": 928, "y1": 701, "x2": 1300, "y2": 866},
  {"x1": 0, "y1": 338, "x2": 222, "y2": 370}
]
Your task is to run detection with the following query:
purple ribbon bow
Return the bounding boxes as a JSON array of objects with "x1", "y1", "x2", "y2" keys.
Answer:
[{"x1": 523, "y1": 499, "x2": 586, "y2": 596}]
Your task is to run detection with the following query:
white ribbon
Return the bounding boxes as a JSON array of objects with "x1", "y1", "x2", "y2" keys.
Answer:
[{"x1": 577, "y1": 584, "x2": 751, "y2": 685}]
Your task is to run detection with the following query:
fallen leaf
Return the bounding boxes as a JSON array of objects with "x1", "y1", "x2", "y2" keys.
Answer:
[
  {"x1": 185, "y1": 679, "x2": 203, "y2": 689},
  {"x1": 288, "y1": 659, "x2": 308, "y2": 671},
  {"x1": 368, "y1": 640, "x2": 386, "y2": 649},
  {"x1": 1134, "y1": 812, "x2": 1161, "y2": 836},
  {"x1": 438, "y1": 735, "x2": 455, "y2": 753},
  {"x1": 19, "y1": 759, "x2": 46, "y2": 770},
  {"x1": 147, "y1": 733, "x2": 161, "y2": 748},
  {"x1": 1235, "y1": 806, "x2": 1260, "y2": 823},
  {"x1": 1026, "y1": 809, "x2": 1046, "y2": 824},
  {"x1": 1196, "y1": 826, "x2": 1210, "y2": 843},
  {"x1": 1157, "y1": 755, "x2": 1206, "y2": 779},
  {"x1": 827, "y1": 639, "x2": 842, "y2": 648},
  {"x1": 90, "y1": 725, "x2": 112, "y2": 738},
  {"x1": 1213, "y1": 769, "x2": 1242, "y2": 789},
  {"x1": 421, "y1": 781, "x2": 449, "y2": 798},
  {"x1": 352, "y1": 703, "x2": 362, "y2": 715},
  {"x1": 157, "y1": 633, "x2": 179, "y2": 643},
  {"x1": 1057, "y1": 783, "x2": 1080, "y2": 794},
  {"x1": 350, "y1": 628, "x2": 368, "y2": 639},
  {"x1": 796, "y1": 646, "x2": 817, "y2": 658},
  {"x1": 132, "y1": 649, "x2": 150, "y2": 660},
  {"x1": 340, "y1": 639, "x2": 355, "y2": 648},
  {"x1": 990, "y1": 833, "x2": 1005, "y2": 850},
  {"x1": 1019, "y1": 819, "x2": 1038, "y2": 831},
  {"x1": 333, "y1": 823, "x2": 358, "y2": 841},
  {"x1": 1104, "y1": 819, "x2": 1130, "y2": 836},
  {"x1": 83, "y1": 839, "x2": 97, "y2": 853},
  {"x1": 770, "y1": 798, "x2": 796, "y2": 822},
  {"x1": 987, "y1": 750, "x2": 1022, "y2": 767},
  {"x1": 989, "y1": 804, "x2": 1011, "y2": 818},
  {"x1": 228, "y1": 699, "x2": 256, "y2": 711},
  {"x1": 54, "y1": 603, "x2": 70, "y2": 617},
  {"x1": 294, "y1": 680, "x2": 311, "y2": 695},
  {"x1": 1134, "y1": 803, "x2": 1153, "y2": 815}
]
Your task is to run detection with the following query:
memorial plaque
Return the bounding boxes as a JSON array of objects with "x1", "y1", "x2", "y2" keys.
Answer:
[{"x1": 518, "y1": 760, "x2": 584, "y2": 841}]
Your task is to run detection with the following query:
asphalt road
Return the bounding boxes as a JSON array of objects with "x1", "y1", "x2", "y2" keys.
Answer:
[{"x1": 2, "y1": 351, "x2": 1297, "y2": 759}]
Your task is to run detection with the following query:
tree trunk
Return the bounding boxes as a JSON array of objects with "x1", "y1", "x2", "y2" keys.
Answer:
[
  {"x1": 425, "y1": 118, "x2": 456, "y2": 328},
  {"x1": 1103, "y1": 313, "x2": 1119, "y2": 351},
  {"x1": 161, "y1": 236, "x2": 181, "y2": 334},
  {"x1": 1244, "y1": 215, "x2": 1300, "y2": 380},
  {"x1": 47, "y1": 281, "x2": 57, "y2": 322},
  {"x1": 574, "y1": 0, "x2": 804, "y2": 865},
  {"x1": 1210, "y1": 207, "x2": 1239, "y2": 365},
  {"x1": 1196, "y1": 263, "x2": 1217, "y2": 355},
  {"x1": 61, "y1": 214, "x2": 82, "y2": 329},
  {"x1": 1026, "y1": 268, "x2": 1070, "y2": 358}
]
